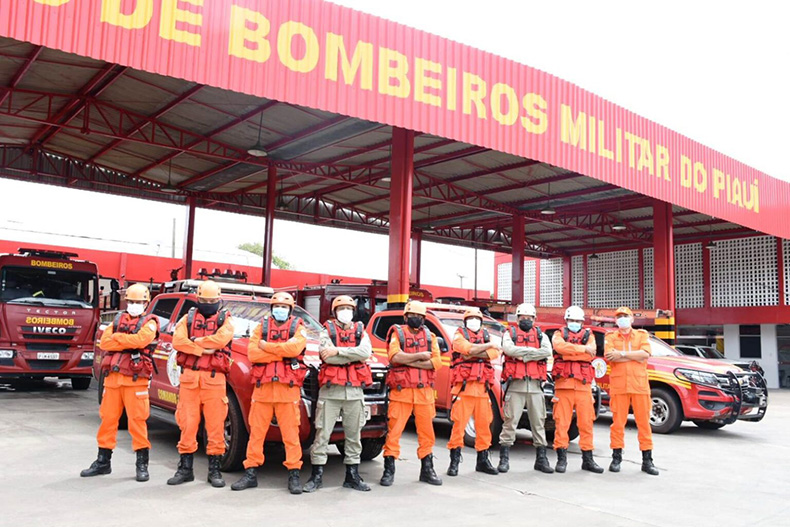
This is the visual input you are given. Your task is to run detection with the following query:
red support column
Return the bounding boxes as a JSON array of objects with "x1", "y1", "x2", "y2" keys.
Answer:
[
  {"x1": 582, "y1": 252, "x2": 588, "y2": 309},
  {"x1": 262, "y1": 164, "x2": 277, "y2": 286},
  {"x1": 182, "y1": 196, "x2": 196, "y2": 280},
  {"x1": 534, "y1": 258, "x2": 541, "y2": 306},
  {"x1": 777, "y1": 238, "x2": 785, "y2": 308},
  {"x1": 410, "y1": 229, "x2": 422, "y2": 288},
  {"x1": 562, "y1": 256, "x2": 572, "y2": 307},
  {"x1": 387, "y1": 128, "x2": 414, "y2": 306},
  {"x1": 653, "y1": 199, "x2": 676, "y2": 343},
  {"x1": 511, "y1": 214, "x2": 525, "y2": 304}
]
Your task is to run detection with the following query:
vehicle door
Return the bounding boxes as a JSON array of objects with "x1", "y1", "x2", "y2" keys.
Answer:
[{"x1": 146, "y1": 295, "x2": 186, "y2": 409}]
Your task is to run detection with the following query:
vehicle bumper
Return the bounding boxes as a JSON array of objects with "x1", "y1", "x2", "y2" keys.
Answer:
[
  {"x1": 683, "y1": 371, "x2": 768, "y2": 424},
  {"x1": 0, "y1": 346, "x2": 93, "y2": 378}
]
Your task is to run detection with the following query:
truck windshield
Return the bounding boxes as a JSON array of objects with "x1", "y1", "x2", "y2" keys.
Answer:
[
  {"x1": 223, "y1": 300, "x2": 323, "y2": 338},
  {"x1": 1, "y1": 266, "x2": 97, "y2": 308},
  {"x1": 649, "y1": 337, "x2": 683, "y2": 357},
  {"x1": 439, "y1": 318, "x2": 506, "y2": 341}
]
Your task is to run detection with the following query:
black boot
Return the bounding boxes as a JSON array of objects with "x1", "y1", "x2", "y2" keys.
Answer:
[
  {"x1": 343, "y1": 464, "x2": 371, "y2": 491},
  {"x1": 380, "y1": 456, "x2": 395, "y2": 486},
  {"x1": 303, "y1": 465, "x2": 324, "y2": 493},
  {"x1": 555, "y1": 448, "x2": 567, "y2": 473},
  {"x1": 135, "y1": 449, "x2": 149, "y2": 482},
  {"x1": 475, "y1": 450, "x2": 498, "y2": 475},
  {"x1": 609, "y1": 448, "x2": 623, "y2": 473},
  {"x1": 80, "y1": 448, "x2": 112, "y2": 477},
  {"x1": 167, "y1": 453, "x2": 195, "y2": 485},
  {"x1": 581, "y1": 450, "x2": 604, "y2": 473},
  {"x1": 641, "y1": 450, "x2": 659, "y2": 476},
  {"x1": 447, "y1": 448, "x2": 462, "y2": 477},
  {"x1": 288, "y1": 469, "x2": 302, "y2": 495},
  {"x1": 207, "y1": 455, "x2": 225, "y2": 488},
  {"x1": 534, "y1": 446, "x2": 554, "y2": 474},
  {"x1": 230, "y1": 467, "x2": 258, "y2": 491},
  {"x1": 497, "y1": 445, "x2": 510, "y2": 473},
  {"x1": 419, "y1": 454, "x2": 442, "y2": 486}
]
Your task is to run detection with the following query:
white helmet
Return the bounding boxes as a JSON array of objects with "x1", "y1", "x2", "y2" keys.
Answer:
[
  {"x1": 515, "y1": 303, "x2": 537, "y2": 317},
  {"x1": 564, "y1": 306, "x2": 585, "y2": 321}
]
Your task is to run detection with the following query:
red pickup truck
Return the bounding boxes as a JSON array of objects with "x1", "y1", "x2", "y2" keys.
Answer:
[
  {"x1": 93, "y1": 279, "x2": 388, "y2": 470},
  {"x1": 365, "y1": 304, "x2": 601, "y2": 447}
]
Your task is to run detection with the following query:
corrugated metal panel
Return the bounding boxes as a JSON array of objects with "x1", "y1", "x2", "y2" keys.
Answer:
[{"x1": 2, "y1": 0, "x2": 788, "y2": 237}]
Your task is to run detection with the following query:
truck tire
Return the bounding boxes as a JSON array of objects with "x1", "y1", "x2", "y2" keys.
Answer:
[
  {"x1": 220, "y1": 391, "x2": 249, "y2": 472},
  {"x1": 97, "y1": 372, "x2": 127, "y2": 430},
  {"x1": 650, "y1": 387, "x2": 683, "y2": 434},
  {"x1": 544, "y1": 418, "x2": 579, "y2": 445},
  {"x1": 693, "y1": 420, "x2": 726, "y2": 430},
  {"x1": 336, "y1": 437, "x2": 385, "y2": 461},
  {"x1": 462, "y1": 394, "x2": 503, "y2": 449},
  {"x1": 71, "y1": 377, "x2": 92, "y2": 390}
]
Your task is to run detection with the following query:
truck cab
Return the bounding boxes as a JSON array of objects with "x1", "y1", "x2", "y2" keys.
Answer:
[
  {"x1": 0, "y1": 248, "x2": 99, "y2": 389},
  {"x1": 93, "y1": 279, "x2": 388, "y2": 471}
]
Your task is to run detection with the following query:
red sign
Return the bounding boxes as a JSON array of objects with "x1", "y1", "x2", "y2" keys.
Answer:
[{"x1": 2, "y1": 0, "x2": 787, "y2": 237}]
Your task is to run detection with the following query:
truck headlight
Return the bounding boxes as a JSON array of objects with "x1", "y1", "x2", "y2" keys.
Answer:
[
  {"x1": 0, "y1": 349, "x2": 14, "y2": 359},
  {"x1": 81, "y1": 352, "x2": 94, "y2": 361},
  {"x1": 674, "y1": 368, "x2": 720, "y2": 387}
]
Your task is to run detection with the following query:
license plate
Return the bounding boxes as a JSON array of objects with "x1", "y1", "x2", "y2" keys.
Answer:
[
  {"x1": 37, "y1": 352, "x2": 60, "y2": 360},
  {"x1": 336, "y1": 405, "x2": 372, "y2": 422}
]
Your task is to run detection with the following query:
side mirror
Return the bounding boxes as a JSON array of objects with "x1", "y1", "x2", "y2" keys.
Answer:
[{"x1": 436, "y1": 337, "x2": 449, "y2": 353}]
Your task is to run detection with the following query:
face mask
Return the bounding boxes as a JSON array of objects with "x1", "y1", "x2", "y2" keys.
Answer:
[
  {"x1": 271, "y1": 307, "x2": 289, "y2": 322},
  {"x1": 127, "y1": 303, "x2": 145, "y2": 317},
  {"x1": 466, "y1": 319, "x2": 482, "y2": 332},
  {"x1": 198, "y1": 302, "x2": 220, "y2": 318},
  {"x1": 336, "y1": 308, "x2": 354, "y2": 324},
  {"x1": 518, "y1": 319, "x2": 534, "y2": 332},
  {"x1": 406, "y1": 316, "x2": 423, "y2": 330},
  {"x1": 616, "y1": 317, "x2": 632, "y2": 329},
  {"x1": 567, "y1": 322, "x2": 582, "y2": 333}
]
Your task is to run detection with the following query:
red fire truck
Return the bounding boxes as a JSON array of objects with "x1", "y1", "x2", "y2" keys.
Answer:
[{"x1": 0, "y1": 248, "x2": 100, "y2": 389}]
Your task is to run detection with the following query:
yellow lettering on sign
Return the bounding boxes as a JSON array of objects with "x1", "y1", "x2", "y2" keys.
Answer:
[
  {"x1": 637, "y1": 138, "x2": 654, "y2": 176},
  {"x1": 25, "y1": 317, "x2": 75, "y2": 325},
  {"x1": 490, "y1": 83, "x2": 518, "y2": 126},
  {"x1": 414, "y1": 58, "x2": 442, "y2": 107},
  {"x1": 277, "y1": 21, "x2": 320, "y2": 73},
  {"x1": 228, "y1": 5, "x2": 271, "y2": 63},
  {"x1": 521, "y1": 93, "x2": 547, "y2": 134},
  {"x1": 680, "y1": 155, "x2": 693, "y2": 188},
  {"x1": 378, "y1": 48, "x2": 410, "y2": 98},
  {"x1": 560, "y1": 104, "x2": 586, "y2": 149},
  {"x1": 713, "y1": 168, "x2": 726, "y2": 199},
  {"x1": 324, "y1": 33, "x2": 373, "y2": 90},
  {"x1": 693, "y1": 161, "x2": 707, "y2": 193},
  {"x1": 34, "y1": 0, "x2": 72, "y2": 6},
  {"x1": 597, "y1": 119, "x2": 613, "y2": 160},
  {"x1": 160, "y1": 0, "x2": 203, "y2": 47},
  {"x1": 101, "y1": 0, "x2": 154, "y2": 30},
  {"x1": 462, "y1": 72, "x2": 487, "y2": 119},
  {"x1": 656, "y1": 144, "x2": 670, "y2": 181},
  {"x1": 30, "y1": 260, "x2": 73, "y2": 269}
]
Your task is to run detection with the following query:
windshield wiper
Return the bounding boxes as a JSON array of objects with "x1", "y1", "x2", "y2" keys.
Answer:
[{"x1": 7, "y1": 297, "x2": 48, "y2": 306}]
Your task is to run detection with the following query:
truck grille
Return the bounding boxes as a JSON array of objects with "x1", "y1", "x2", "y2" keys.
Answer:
[
  {"x1": 29, "y1": 360, "x2": 67, "y2": 370},
  {"x1": 300, "y1": 368, "x2": 388, "y2": 399},
  {"x1": 25, "y1": 344, "x2": 70, "y2": 352}
]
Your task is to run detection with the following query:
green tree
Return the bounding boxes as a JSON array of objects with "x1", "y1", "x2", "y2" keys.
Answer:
[{"x1": 237, "y1": 242, "x2": 293, "y2": 270}]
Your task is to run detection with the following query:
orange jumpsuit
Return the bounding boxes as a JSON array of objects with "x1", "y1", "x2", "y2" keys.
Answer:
[
  {"x1": 551, "y1": 329, "x2": 596, "y2": 451},
  {"x1": 383, "y1": 329, "x2": 443, "y2": 459},
  {"x1": 242, "y1": 320, "x2": 307, "y2": 470},
  {"x1": 97, "y1": 320, "x2": 157, "y2": 451},
  {"x1": 172, "y1": 313, "x2": 234, "y2": 456},
  {"x1": 447, "y1": 331, "x2": 500, "y2": 452},
  {"x1": 605, "y1": 329, "x2": 653, "y2": 451}
]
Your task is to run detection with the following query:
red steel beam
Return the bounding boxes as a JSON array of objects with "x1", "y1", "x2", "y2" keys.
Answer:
[
  {"x1": 262, "y1": 164, "x2": 277, "y2": 286},
  {"x1": 387, "y1": 128, "x2": 414, "y2": 304},
  {"x1": 0, "y1": 45, "x2": 43, "y2": 108}
]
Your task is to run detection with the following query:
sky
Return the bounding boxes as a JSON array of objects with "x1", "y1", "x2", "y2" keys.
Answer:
[{"x1": 1, "y1": 0, "x2": 788, "y2": 290}]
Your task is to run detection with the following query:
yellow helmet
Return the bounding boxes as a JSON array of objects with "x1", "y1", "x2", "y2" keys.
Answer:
[
  {"x1": 197, "y1": 280, "x2": 221, "y2": 300},
  {"x1": 331, "y1": 295, "x2": 356, "y2": 312},
  {"x1": 271, "y1": 291, "x2": 295, "y2": 308},
  {"x1": 125, "y1": 283, "x2": 150, "y2": 303},
  {"x1": 463, "y1": 307, "x2": 483, "y2": 321},
  {"x1": 404, "y1": 300, "x2": 427, "y2": 316}
]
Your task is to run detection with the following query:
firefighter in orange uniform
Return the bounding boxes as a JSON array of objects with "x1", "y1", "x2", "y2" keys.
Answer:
[
  {"x1": 446, "y1": 308, "x2": 501, "y2": 476},
  {"x1": 551, "y1": 306, "x2": 603, "y2": 473},
  {"x1": 379, "y1": 300, "x2": 443, "y2": 487},
  {"x1": 81, "y1": 283, "x2": 158, "y2": 482},
  {"x1": 167, "y1": 280, "x2": 234, "y2": 488},
  {"x1": 605, "y1": 306, "x2": 659, "y2": 475},
  {"x1": 231, "y1": 292, "x2": 307, "y2": 494}
]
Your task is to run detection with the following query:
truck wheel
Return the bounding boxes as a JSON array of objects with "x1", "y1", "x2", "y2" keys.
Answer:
[
  {"x1": 462, "y1": 396, "x2": 503, "y2": 449},
  {"x1": 544, "y1": 418, "x2": 578, "y2": 445},
  {"x1": 336, "y1": 437, "x2": 385, "y2": 461},
  {"x1": 220, "y1": 391, "x2": 249, "y2": 472},
  {"x1": 71, "y1": 378, "x2": 91, "y2": 390},
  {"x1": 97, "y1": 372, "x2": 127, "y2": 430},
  {"x1": 693, "y1": 420, "x2": 726, "y2": 430},
  {"x1": 651, "y1": 387, "x2": 683, "y2": 434}
]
